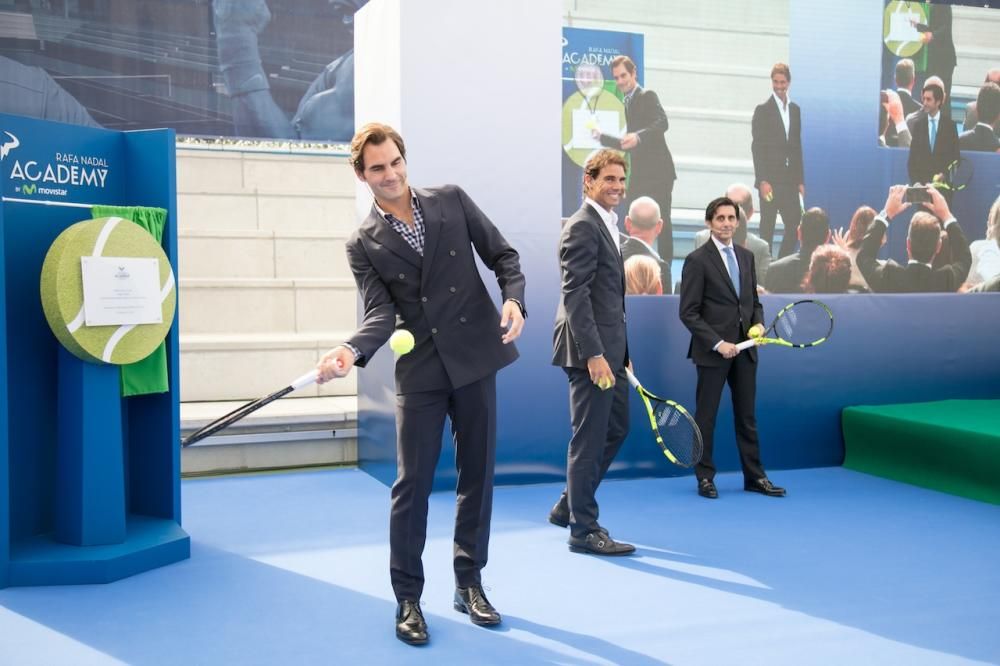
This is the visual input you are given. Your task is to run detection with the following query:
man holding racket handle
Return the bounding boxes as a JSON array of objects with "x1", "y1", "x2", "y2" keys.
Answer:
[
  {"x1": 679, "y1": 197, "x2": 786, "y2": 499},
  {"x1": 317, "y1": 123, "x2": 526, "y2": 646}
]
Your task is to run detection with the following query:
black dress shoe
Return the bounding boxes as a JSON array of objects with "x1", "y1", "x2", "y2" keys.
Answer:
[
  {"x1": 568, "y1": 530, "x2": 635, "y2": 556},
  {"x1": 698, "y1": 478, "x2": 718, "y2": 499},
  {"x1": 395, "y1": 600, "x2": 428, "y2": 645},
  {"x1": 548, "y1": 496, "x2": 569, "y2": 528},
  {"x1": 454, "y1": 585, "x2": 502, "y2": 626},
  {"x1": 744, "y1": 477, "x2": 786, "y2": 497}
]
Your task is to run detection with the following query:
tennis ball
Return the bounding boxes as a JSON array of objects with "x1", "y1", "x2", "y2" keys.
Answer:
[
  {"x1": 748, "y1": 324, "x2": 765, "y2": 338},
  {"x1": 40, "y1": 217, "x2": 176, "y2": 365},
  {"x1": 389, "y1": 329, "x2": 415, "y2": 355}
]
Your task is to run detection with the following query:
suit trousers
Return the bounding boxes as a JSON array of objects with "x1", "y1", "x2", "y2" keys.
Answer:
[
  {"x1": 758, "y1": 183, "x2": 801, "y2": 259},
  {"x1": 389, "y1": 373, "x2": 497, "y2": 601},
  {"x1": 693, "y1": 353, "x2": 765, "y2": 483},
  {"x1": 563, "y1": 365, "x2": 629, "y2": 538}
]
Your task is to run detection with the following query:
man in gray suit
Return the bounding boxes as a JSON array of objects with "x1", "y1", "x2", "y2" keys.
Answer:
[
  {"x1": 549, "y1": 149, "x2": 634, "y2": 556},
  {"x1": 317, "y1": 123, "x2": 526, "y2": 645}
]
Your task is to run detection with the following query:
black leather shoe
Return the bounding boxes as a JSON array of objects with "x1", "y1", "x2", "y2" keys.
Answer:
[
  {"x1": 568, "y1": 530, "x2": 635, "y2": 556},
  {"x1": 454, "y1": 585, "x2": 502, "y2": 626},
  {"x1": 698, "y1": 478, "x2": 718, "y2": 499},
  {"x1": 548, "y1": 496, "x2": 569, "y2": 528},
  {"x1": 744, "y1": 477, "x2": 786, "y2": 497},
  {"x1": 395, "y1": 600, "x2": 428, "y2": 645}
]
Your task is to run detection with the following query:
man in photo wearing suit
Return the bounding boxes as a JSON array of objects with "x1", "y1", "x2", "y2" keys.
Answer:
[
  {"x1": 896, "y1": 58, "x2": 921, "y2": 118},
  {"x1": 858, "y1": 185, "x2": 970, "y2": 293},
  {"x1": 752, "y1": 63, "x2": 805, "y2": 259},
  {"x1": 597, "y1": 55, "x2": 676, "y2": 275},
  {"x1": 959, "y1": 83, "x2": 1000, "y2": 153},
  {"x1": 550, "y1": 149, "x2": 635, "y2": 556},
  {"x1": 316, "y1": 123, "x2": 526, "y2": 645},
  {"x1": 679, "y1": 197, "x2": 786, "y2": 500},
  {"x1": 907, "y1": 80, "x2": 960, "y2": 191}
]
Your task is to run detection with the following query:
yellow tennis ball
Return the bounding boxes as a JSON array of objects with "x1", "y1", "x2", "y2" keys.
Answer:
[
  {"x1": 749, "y1": 324, "x2": 765, "y2": 338},
  {"x1": 389, "y1": 329, "x2": 415, "y2": 355}
]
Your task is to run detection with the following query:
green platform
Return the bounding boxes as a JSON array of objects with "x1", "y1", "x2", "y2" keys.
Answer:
[{"x1": 843, "y1": 399, "x2": 1000, "y2": 505}]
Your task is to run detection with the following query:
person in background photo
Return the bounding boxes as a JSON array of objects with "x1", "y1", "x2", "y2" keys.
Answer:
[
  {"x1": 963, "y1": 68, "x2": 1000, "y2": 134},
  {"x1": 620, "y1": 195, "x2": 670, "y2": 294},
  {"x1": 832, "y1": 205, "x2": 882, "y2": 293},
  {"x1": 907, "y1": 79, "x2": 960, "y2": 194},
  {"x1": 764, "y1": 207, "x2": 831, "y2": 294},
  {"x1": 966, "y1": 195, "x2": 1000, "y2": 288},
  {"x1": 595, "y1": 55, "x2": 677, "y2": 273},
  {"x1": 801, "y1": 245, "x2": 852, "y2": 294},
  {"x1": 752, "y1": 62, "x2": 805, "y2": 259},
  {"x1": 624, "y1": 254, "x2": 663, "y2": 295},
  {"x1": 959, "y1": 82, "x2": 1000, "y2": 153}
]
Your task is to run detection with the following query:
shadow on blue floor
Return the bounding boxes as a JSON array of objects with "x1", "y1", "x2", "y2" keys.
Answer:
[{"x1": 1, "y1": 467, "x2": 998, "y2": 665}]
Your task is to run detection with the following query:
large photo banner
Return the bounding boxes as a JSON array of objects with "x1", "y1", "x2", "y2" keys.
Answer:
[
  {"x1": 561, "y1": 27, "x2": 644, "y2": 219},
  {"x1": 0, "y1": 0, "x2": 366, "y2": 143}
]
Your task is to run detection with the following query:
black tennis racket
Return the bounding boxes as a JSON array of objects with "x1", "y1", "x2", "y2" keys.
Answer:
[
  {"x1": 736, "y1": 299, "x2": 834, "y2": 351},
  {"x1": 182, "y1": 369, "x2": 318, "y2": 447},
  {"x1": 626, "y1": 368, "x2": 703, "y2": 468},
  {"x1": 932, "y1": 158, "x2": 974, "y2": 193}
]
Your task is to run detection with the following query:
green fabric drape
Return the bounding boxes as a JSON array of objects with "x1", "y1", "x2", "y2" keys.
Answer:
[{"x1": 91, "y1": 205, "x2": 171, "y2": 397}]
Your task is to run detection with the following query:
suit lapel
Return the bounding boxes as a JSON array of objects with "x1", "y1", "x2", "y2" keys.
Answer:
[
  {"x1": 361, "y1": 206, "x2": 422, "y2": 269},
  {"x1": 414, "y1": 188, "x2": 441, "y2": 291},
  {"x1": 585, "y1": 203, "x2": 625, "y2": 290}
]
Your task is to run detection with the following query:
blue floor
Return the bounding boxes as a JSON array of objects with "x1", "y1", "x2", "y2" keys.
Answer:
[{"x1": 1, "y1": 467, "x2": 998, "y2": 665}]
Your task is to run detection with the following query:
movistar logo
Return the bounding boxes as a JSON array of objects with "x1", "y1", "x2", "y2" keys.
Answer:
[
  {"x1": 1, "y1": 131, "x2": 19, "y2": 161},
  {"x1": 22, "y1": 182, "x2": 36, "y2": 195}
]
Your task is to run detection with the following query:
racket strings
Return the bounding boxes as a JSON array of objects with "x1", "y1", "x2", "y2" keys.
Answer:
[
  {"x1": 773, "y1": 303, "x2": 833, "y2": 346},
  {"x1": 652, "y1": 402, "x2": 702, "y2": 468}
]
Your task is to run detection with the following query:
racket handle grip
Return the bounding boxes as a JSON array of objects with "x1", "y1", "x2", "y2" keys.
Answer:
[
  {"x1": 735, "y1": 338, "x2": 758, "y2": 351},
  {"x1": 291, "y1": 369, "x2": 319, "y2": 390},
  {"x1": 625, "y1": 367, "x2": 640, "y2": 388}
]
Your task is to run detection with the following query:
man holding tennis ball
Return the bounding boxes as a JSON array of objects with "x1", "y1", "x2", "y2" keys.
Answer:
[
  {"x1": 551, "y1": 149, "x2": 636, "y2": 556},
  {"x1": 680, "y1": 197, "x2": 785, "y2": 500},
  {"x1": 316, "y1": 123, "x2": 526, "y2": 646}
]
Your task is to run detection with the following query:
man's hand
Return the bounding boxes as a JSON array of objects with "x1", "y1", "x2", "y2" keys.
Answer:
[
  {"x1": 832, "y1": 226, "x2": 850, "y2": 251},
  {"x1": 883, "y1": 184, "x2": 910, "y2": 220},
  {"x1": 923, "y1": 185, "x2": 953, "y2": 222},
  {"x1": 716, "y1": 342, "x2": 740, "y2": 359},
  {"x1": 760, "y1": 181, "x2": 773, "y2": 202},
  {"x1": 620, "y1": 133, "x2": 639, "y2": 150},
  {"x1": 587, "y1": 356, "x2": 615, "y2": 390},
  {"x1": 317, "y1": 346, "x2": 355, "y2": 384},
  {"x1": 500, "y1": 300, "x2": 525, "y2": 344}
]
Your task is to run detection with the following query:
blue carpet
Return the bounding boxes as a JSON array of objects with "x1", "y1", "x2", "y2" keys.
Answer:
[{"x1": 1, "y1": 467, "x2": 998, "y2": 665}]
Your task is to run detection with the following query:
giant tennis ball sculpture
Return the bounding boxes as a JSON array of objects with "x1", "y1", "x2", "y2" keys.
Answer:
[
  {"x1": 388, "y1": 329, "x2": 415, "y2": 355},
  {"x1": 40, "y1": 217, "x2": 176, "y2": 365}
]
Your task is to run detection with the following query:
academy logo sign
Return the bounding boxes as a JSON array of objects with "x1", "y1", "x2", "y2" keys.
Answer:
[{"x1": 3, "y1": 129, "x2": 111, "y2": 200}]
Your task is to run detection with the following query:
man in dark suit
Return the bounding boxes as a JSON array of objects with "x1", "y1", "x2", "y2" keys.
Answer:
[
  {"x1": 858, "y1": 185, "x2": 970, "y2": 293},
  {"x1": 597, "y1": 55, "x2": 676, "y2": 270},
  {"x1": 908, "y1": 80, "x2": 960, "y2": 189},
  {"x1": 620, "y1": 195, "x2": 670, "y2": 294},
  {"x1": 679, "y1": 197, "x2": 785, "y2": 500},
  {"x1": 914, "y1": 1, "x2": 956, "y2": 100},
  {"x1": 959, "y1": 83, "x2": 1000, "y2": 153},
  {"x1": 752, "y1": 63, "x2": 805, "y2": 259},
  {"x1": 764, "y1": 207, "x2": 831, "y2": 294},
  {"x1": 550, "y1": 149, "x2": 634, "y2": 556},
  {"x1": 317, "y1": 123, "x2": 526, "y2": 645},
  {"x1": 896, "y1": 58, "x2": 921, "y2": 118}
]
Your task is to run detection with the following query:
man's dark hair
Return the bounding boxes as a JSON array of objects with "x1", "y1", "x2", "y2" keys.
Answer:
[
  {"x1": 895, "y1": 58, "x2": 915, "y2": 88},
  {"x1": 976, "y1": 82, "x2": 1000, "y2": 124},
  {"x1": 611, "y1": 55, "x2": 636, "y2": 75},
  {"x1": 908, "y1": 213, "x2": 942, "y2": 263},
  {"x1": 923, "y1": 82, "x2": 945, "y2": 104},
  {"x1": 705, "y1": 197, "x2": 738, "y2": 222},
  {"x1": 800, "y1": 207, "x2": 830, "y2": 250}
]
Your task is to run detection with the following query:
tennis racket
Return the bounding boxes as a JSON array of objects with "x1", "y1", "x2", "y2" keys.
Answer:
[
  {"x1": 932, "y1": 158, "x2": 974, "y2": 193},
  {"x1": 181, "y1": 369, "x2": 319, "y2": 447},
  {"x1": 626, "y1": 368, "x2": 703, "y2": 468},
  {"x1": 574, "y1": 62, "x2": 605, "y2": 116},
  {"x1": 735, "y1": 299, "x2": 834, "y2": 351}
]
